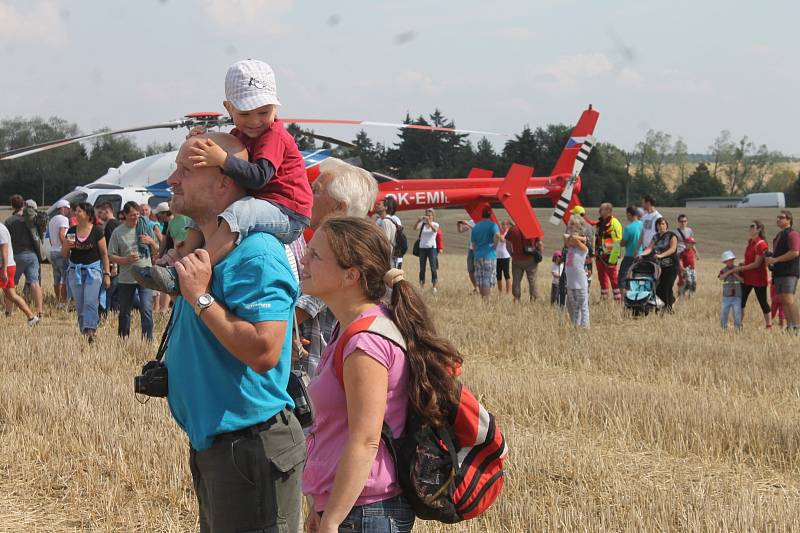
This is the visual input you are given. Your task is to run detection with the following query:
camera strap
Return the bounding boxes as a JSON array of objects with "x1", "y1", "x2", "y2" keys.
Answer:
[{"x1": 155, "y1": 306, "x2": 177, "y2": 362}]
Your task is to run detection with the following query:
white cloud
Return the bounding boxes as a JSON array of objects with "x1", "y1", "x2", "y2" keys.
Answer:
[
  {"x1": 528, "y1": 53, "x2": 614, "y2": 90},
  {"x1": 752, "y1": 44, "x2": 772, "y2": 55},
  {"x1": 200, "y1": 0, "x2": 294, "y2": 36},
  {"x1": 656, "y1": 78, "x2": 713, "y2": 95},
  {"x1": 0, "y1": 1, "x2": 67, "y2": 46},
  {"x1": 618, "y1": 67, "x2": 644, "y2": 88},
  {"x1": 503, "y1": 27, "x2": 538, "y2": 42},
  {"x1": 396, "y1": 71, "x2": 446, "y2": 97}
]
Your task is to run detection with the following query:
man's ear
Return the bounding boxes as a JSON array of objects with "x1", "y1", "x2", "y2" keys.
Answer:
[{"x1": 223, "y1": 100, "x2": 232, "y2": 114}]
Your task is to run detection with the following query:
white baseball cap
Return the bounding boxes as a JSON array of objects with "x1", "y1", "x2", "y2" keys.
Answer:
[
  {"x1": 153, "y1": 202, "x2": 171, "y2": 214},
  {"x1": 225, "y1": 59, "x2": 280, "y2": 111},
  {"x1": 721, "y1": 250, "x2": 736, "y2": 262},
  {"x1": 25, "y1": 199, "x2": 38, "y2": 209},
  {"x1": 53, "y1": 199, "x2": 70, "y2": 209}
]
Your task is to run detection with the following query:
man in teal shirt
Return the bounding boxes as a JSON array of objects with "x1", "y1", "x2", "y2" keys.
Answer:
[
  {"x1": 619, "y1": 206, "x2": 644, "y2": 285},
  {"x1": 470, "y1": 207, "x2": 501, "y2": 298},
  {"x1": 163, "y1": 133, "x2": 303, "y2": 533}
]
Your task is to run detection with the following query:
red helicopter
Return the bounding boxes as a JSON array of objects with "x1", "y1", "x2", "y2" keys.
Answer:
[{"x1": 373, "y1": 105, "x2": 599, "y2": 239}]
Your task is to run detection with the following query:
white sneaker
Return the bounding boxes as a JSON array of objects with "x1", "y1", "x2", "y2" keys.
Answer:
[
  {"x1": 432, "y1": 287, "x2": 438, "y2": 295},
  {"x1": 28, "y1": 316, "x2": 41, "y2": 328}
]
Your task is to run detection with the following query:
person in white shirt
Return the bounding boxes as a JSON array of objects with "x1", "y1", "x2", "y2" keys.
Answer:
[
  {"x1": 495, "y1": 221, "x2": 511, "y2": 294},
  {"x1": 47, "y1": 199, "x2": 71, "y2": 308},
  {"x1": 383, "y1": 196, "x2": 404, "y2": 269},
  {"x1": 415, "y1": 208, "x2": 440, "y2": 293},
  {"x1": 637, "y1": 194, "x2": 662, "y2": 254},
  {"x1": 0, "y1": 221, "x2": 39, "y2": 326},
  {"x1": 374, "y1": 201, "x2": 397, "y2": 259}
]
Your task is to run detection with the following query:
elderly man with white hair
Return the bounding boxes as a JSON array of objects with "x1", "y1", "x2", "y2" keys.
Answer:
[{"x1": 293, "y1": 157, "x2": 378, "y2": 376}]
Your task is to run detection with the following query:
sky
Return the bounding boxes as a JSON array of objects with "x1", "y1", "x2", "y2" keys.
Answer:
[{"x1": 2, "y1": 0, "x2": 799, "y2": 161}]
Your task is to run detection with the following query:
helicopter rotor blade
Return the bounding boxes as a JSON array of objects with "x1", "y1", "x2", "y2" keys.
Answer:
[
  {"x1": 0, "y1": 120, "x2": 186, "y2": 161},
  {"x1": 283, "y1": 118, "x2": 506, "y2": 137},
  {"x1": 308, "y1": 133, "x2": 356, "y2": 148}
]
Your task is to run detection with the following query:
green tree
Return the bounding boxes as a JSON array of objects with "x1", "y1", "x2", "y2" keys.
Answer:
[
  {"x1": 473, "y1": 137, "x2": 502, "y2": 174},
  {"x1": 672, "y1": 163, "x2": 725, "y2": 205},
  {"x1": 786, "y1": 171, "x2": 800, "y2": 207},
  {"x1": 0, "y1": 116, "x2": 88, "y2": 203},
  {"x1": 81, "y1": 135, "x2": 144, "y2": 184}
]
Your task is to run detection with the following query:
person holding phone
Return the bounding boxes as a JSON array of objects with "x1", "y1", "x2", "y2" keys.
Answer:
[{"x1": 415, "y1": 208, "x2": 440, "y2": 294}]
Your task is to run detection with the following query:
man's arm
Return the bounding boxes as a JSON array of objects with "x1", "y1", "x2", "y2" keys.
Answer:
[{"x1": 176, "y1": 249, "x2": 291, "y2": 373}]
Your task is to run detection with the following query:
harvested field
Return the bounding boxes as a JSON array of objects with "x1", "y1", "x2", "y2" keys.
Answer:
[{"x1": 1, "y1": 206, "x2": 799, "y2": 531}]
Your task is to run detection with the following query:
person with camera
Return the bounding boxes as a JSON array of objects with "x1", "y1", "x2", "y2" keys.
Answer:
[
  {"x1": 156, "y1": 133, "x2": 304, "y2": 532},
  {"x1": 504, "y1": 220, "x2": 543, "y2": 303},
  {"x1": 765, "y1": 210, "x2": 800, "y2": 332},
  {"x1": 414, "y1": 208, "x2": 440, "y2": 293}
]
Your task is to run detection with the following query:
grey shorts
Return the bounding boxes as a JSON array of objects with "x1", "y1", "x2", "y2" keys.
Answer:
[
  {"x1": 773, "y1": 276, "x2": 798, "y2": 295},
  {"x1": 13, "y1": 250, "x2": 40, "y2": 284}
]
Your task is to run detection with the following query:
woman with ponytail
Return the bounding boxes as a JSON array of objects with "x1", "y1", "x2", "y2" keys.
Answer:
[{"x1": 300, "y1": 216, "x2": 461, "y2": 533}]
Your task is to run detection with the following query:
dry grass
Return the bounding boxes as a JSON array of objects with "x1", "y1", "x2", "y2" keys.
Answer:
[{"x1": 1, "y1": 207, "x2": 799, "y2": 531}]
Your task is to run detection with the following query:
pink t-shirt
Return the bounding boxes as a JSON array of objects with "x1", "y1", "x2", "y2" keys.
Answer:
[{"x1": 302, "y1": 305, "x2": 409, "y2": 513}]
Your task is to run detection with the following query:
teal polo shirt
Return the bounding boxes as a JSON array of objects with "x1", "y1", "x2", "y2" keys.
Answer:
[{"x1": 165, "y1": 233, "x2": 298, "y2": 450}]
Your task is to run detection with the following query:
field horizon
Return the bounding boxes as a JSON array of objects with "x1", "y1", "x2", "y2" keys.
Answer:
[{"x1": 1, "y1": 206, "x2": 799, "y2": 531}]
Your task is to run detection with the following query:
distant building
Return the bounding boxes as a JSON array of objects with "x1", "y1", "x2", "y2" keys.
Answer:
[{"x1": 684, "y1": 196, "x2": 742, "y2": 208}]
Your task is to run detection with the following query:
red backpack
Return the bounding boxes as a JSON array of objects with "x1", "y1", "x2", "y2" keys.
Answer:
[{"x1": 334, "y1": 315, "x2": 508, "y2": 523}]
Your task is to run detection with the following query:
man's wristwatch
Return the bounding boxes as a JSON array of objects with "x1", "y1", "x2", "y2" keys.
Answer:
[{"x1": 194, "y1": 293, "x2": 215, "y2": 316}]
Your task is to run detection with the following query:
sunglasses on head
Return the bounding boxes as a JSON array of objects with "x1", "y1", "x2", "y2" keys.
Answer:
[{"x1": 749, "y1": 224, "x2": 757, "y2": 229}]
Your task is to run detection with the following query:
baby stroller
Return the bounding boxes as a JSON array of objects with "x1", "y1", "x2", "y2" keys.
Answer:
[{"x1": 624, "y1": 255, "x2": 664, "y2": 316}]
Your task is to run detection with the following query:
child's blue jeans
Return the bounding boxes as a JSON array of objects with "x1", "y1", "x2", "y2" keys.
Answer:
[
  {"x1": 721, "y1": 295, "x2": 742, "y2": 329},
  {"x1": 220, "y1": 196, "x2": 307, "y2": 245}
]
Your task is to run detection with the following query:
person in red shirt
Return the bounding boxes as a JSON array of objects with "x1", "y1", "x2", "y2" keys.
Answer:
[
  {"x1": 677, "y1": 236, "x2": 698, "y2": 296},
  {"x1": 504, "y1": 221, "x2": 543, "y2": 302},
  {"x1": 137, "y1": 59, "x2": 312, "y2": 294},
  {"x1": 730, "y1": 220, "x2": 771, "y2": 328}
]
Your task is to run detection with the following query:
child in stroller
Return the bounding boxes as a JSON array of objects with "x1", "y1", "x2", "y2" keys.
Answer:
[{"x1": 624, "y1": 253, "x2": 664, "y2": 316}]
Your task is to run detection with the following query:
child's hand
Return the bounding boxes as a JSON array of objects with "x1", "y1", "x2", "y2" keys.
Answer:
[
  {"x1": 189, "y1": 138, "x2": 227, "y2": 168},
  {"x1": 186, "y1": 125, "x2": 207, "y2": 139}
]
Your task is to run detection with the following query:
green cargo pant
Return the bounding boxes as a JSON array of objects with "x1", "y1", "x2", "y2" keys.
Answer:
[{"x1": 189, "y1": 409, "x2": 306, "y2": 533}]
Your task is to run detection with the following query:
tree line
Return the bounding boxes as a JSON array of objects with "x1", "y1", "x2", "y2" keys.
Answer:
[{"x1": 2, "y1": 113, "x2": 799, "y2": 207}]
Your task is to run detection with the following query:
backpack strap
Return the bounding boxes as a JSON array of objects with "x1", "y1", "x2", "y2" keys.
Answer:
[{"x1": 333, "y1": 314, "x2": 406, "y2": 387}]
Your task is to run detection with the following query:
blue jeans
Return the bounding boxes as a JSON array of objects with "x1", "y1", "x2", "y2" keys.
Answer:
[
  {"x1": 117, "y1": 283, "x2": 153, "y2": 340},
  {"x1": 418, "y1": 247, "x2": 438, "y2": 284},
  {"x1": 334, "y1": 495, "x2": 415, "y2": 533},
  {"x1": 67, "y1": 261, "x2": 103, "y2": 332},
  {"x1": 219, "y1": 196, "x2": 307, "y2": 245},
  {"x1": 721, "y1": 296, "x2": 742, "y2": 329}
]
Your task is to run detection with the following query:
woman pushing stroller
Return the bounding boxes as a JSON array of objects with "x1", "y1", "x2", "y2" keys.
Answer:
[{"x1": 640, "y1": 217, "x2": 679, "y2": 313}]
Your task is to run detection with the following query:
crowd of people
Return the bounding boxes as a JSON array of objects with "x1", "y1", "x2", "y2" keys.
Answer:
[{"x1": 2, "y1": 57, "x2": 800, "y2": 533}]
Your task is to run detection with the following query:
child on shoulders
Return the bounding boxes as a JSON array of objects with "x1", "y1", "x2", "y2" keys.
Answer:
[{"x1": 138, "y1": 59, "x2": 311, "y2": 294}]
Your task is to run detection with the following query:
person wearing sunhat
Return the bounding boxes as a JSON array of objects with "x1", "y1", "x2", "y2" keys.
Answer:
[{"x1": 719, "y1": 250, "x2": 744, "y2": 330}]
